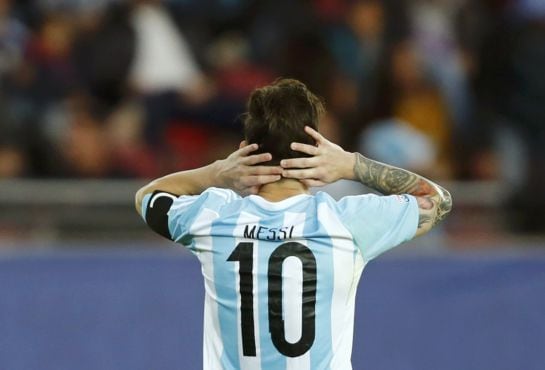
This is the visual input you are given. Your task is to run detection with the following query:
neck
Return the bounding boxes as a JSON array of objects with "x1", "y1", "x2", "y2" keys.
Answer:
[{"x1": 257, "y1": 178, "x2": 310, "y2": 202}]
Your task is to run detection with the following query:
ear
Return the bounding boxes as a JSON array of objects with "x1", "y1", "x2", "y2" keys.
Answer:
[{"x1": 239, "y1": 140, "x2": 247, "y2": 149}]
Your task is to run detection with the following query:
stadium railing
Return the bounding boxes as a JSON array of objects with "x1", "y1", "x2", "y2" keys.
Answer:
[{"x1": 0, "y1": 179, "x2": 523, "y2": 247}]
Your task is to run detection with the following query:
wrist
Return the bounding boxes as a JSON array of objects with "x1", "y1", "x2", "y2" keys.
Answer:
[
  {"x1": 343, "y1": 152, "x2": 357, "y2": 181},
  {"x1": 209, "y1": 160, "x2": 225, "y2": 187}
]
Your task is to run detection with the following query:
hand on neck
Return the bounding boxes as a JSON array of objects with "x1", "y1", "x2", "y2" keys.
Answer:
[{"x1": 257, "y1": 178, "x2": 310, "y2": 202}]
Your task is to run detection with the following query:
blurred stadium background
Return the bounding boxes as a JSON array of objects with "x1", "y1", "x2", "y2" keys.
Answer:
[{"x1": 0, "y1": 0, "x2": 544, "y2": 369}]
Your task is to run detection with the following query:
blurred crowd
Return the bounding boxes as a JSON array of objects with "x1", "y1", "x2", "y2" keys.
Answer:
[{"x1": 0, "y1": 0, "x2": 544, "y2": 230}]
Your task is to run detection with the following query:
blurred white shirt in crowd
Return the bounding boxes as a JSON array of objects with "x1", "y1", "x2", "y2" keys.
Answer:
[{"x1": 130, "y1": 3, "x2": 201, "y2": 93}]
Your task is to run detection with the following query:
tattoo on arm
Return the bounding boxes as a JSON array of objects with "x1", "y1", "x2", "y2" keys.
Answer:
[
  {"x1": 354, "y1": 154, "x2": 420, "y2": 194},
  {"x1": 433, "y1": 191, "x2": 453, "y2": 226},
  {"x1": 354, "y1": 153, "x2": 452, "y2": 231}
]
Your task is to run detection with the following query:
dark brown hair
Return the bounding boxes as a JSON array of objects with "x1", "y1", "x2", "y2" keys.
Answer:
[{"x1": 243, "y1": 78, "x2": 325, "y2": 165}]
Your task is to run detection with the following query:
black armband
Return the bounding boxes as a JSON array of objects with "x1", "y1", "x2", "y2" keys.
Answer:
[{"x1": 145, "y1": 191, "x2": 178, "y2": 240}]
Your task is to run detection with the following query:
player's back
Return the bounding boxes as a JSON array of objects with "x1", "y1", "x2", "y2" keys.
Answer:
[
  {"x1": 143, "y1": 187, "x2": 417, "y2": 370},
  {"x1": 190, "y1": 191, "x2": 362, "y2": 370}
]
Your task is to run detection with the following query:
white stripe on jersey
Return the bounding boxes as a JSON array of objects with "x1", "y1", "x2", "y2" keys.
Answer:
[
  {"x1": 234, "y1": 211, "x2": 262, "y2": 370},
  {"x1": 191, "y1": 209, "x2": 223, "y2": 370},
  {"x1": 318, "y1": 203, "x2": 365, "y2": 370},
  {"x1": 284, "y1": 212, "x2": 310, "y2": 370}
]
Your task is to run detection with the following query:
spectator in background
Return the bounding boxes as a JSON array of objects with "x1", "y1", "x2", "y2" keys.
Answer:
[
  {"x1": 0, "y1": 0, "x2": 27, "y2": 82},
  {"x1": 360, "y1": 41, "x2": 452, "y2": 178},
  {"x1": 70, "y1": 3, "x2": 159, "y2": 178},
  {"x1": 467, "y1": 0, "x2": 545, "y2": 231},
  {"x1": 247, "y1": 0, "x2": 318, "y2": 64},
  {"x1": 409, "y1": 0, "x2": 473, "y2": 129},
  {"x1": 51, "y1": 93, "x2": 112, "y2": 178},
  {"x1": 359, "y1": 119, "x2": 437, "y2": 176},
  {"x1": 326, "y1": 0, "x2": 386, "y2": 124},
  {"x1": 0, "y1": 0, "x2": 541, "y2": 194},
  {"x1": 0, "y1": 143, "x2": 25, "y2": 177},
  {"x1": 0, "y1": 101, "x2": 26, "y2": 178},
  {"x1": 2, "y1": 6, "x2": 82, "y2": 177},
  {"x1": 479, "y1": 2, "x2": 545, "y2": 232},
  {"x1": 0, "y1": 0, "x2": 28, "y2": 177},
  {"x1": 328, "y1": 0, "x2": 384, "y2": 90},
  {"x1": 129, "y1": 0, "x2": 213, "y2": 147},
  {"x1": 25, "y1": 12, "x2": 78, "y2": 103},
  {"x1": 72, "y1": 1, "x2": 134, "y2": 109},
  {"x1": 129, "y1": 0, "x2": 205, "y2": 97},
  {"x1": 106, "y1": 101, "x2": 158, "y2": 178},
  {"x1": 272, "y1": 30, "x2": 343, "y2": 145},
  {"x1": 312, "y1": 0, "x2": 349, "y2": 24},
  {"x1": 206, "y1": 32, "x2": 273, "y2": 101}
]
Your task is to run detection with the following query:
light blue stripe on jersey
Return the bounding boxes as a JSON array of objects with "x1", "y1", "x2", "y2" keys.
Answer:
[
  {"x1": 210, "y1": 212, "x2": 241, "y2": 370},
  {"x1": 308, "y1": 200, "x2": 334, "y2": 370}
]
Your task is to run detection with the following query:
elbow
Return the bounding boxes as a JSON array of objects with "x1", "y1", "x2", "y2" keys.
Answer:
[
  {"x1": 438, "y1": 189, "x2": 453, "y2": 221},
  {"x1": 443, "y1": 190, "x2": 453, "y2": 213},
  {"x1": 135, "y1": 182, "x2": 155, "y2": 216},
  {"x1": 135, "y1": 187, "x2": 145, "y2": 216}
]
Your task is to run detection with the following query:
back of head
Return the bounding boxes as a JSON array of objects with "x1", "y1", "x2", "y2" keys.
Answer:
[{"x1": 243, "y1": 78, "x2": 325, "y2": 165}]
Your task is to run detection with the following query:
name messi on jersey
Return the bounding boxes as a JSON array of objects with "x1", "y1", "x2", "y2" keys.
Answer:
[{"x1": 243, "y1": 224, "x2": 295, "y2": 241}]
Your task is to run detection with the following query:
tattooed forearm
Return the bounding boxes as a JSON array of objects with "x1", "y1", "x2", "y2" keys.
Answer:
[
  {"x1": 354, "y1": 154, "x2": 420, "y2": 194},
  {"x1": 354, "y1": 153, "x2": 452, "y2": 233}
]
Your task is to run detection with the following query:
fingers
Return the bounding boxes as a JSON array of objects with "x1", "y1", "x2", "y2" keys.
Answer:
[
  {"x1": 243, "y1": 174, "x2": 282, "y2": 187},
  {"x1": 282, "y1": 168, "x2": 318, "y2": 180},
  {"x1": 301, "y1": 179, "x2": 326, "y2": 187},
  {"x1": 304, "y1": 126, "x2": 325, "y2": 143},
  {"x1": 236, "y1": 143, "x2": 259, "y2": 157},
  {"x1": 280, "y1": 157, "x2": 317, "y2": 169},
  {"x1": 290, "y1": 142, "x2": 319, "y2": 156},
  {"x1": 247, "y1": 165, "x2": 283, "y2": 176},
  {"x1": 242, "y1": 152, "x2": 272, "y2": 165}
]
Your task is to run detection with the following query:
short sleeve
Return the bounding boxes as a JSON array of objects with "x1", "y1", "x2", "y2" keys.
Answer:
[
  {"x1": 140, "y1": 187, "x2": 240, "y2": 246},
  {"x1": 337, "y1": 194, "x2": 419, "y2": 261}
]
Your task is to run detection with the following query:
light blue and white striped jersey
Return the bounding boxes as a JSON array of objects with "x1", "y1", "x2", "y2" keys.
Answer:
[{"x1": 141, "y1": 188, "x2": 418, "y2": 370}]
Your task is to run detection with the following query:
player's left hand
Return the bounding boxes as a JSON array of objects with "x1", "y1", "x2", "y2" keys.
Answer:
[
  {"x1": 216, "y1": 142, "x2": 282, "y2": 195},
  {"x1": 280, "y1": 126, "x2": 355, "y2": 187}
]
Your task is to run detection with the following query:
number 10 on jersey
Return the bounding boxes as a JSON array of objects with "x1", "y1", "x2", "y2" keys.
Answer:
[{"x1": 227, "y1": 241, "x2": 317, "y2": 358}]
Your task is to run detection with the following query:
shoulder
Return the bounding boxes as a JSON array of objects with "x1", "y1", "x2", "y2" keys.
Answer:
[
  {"x1": 335, "y1": 193, "x2": 418, "y2": 220},
  {"x1": 312, "y1": 191, "x2": 337, "y2": 204},
  {"x1": 170, "y1": 187, "x2": 241, "y2": 216},
  {"x1": 339, "y1": 193, "x2": 414, "y2": 204},
  {"x1": 313, "y1": 191, "x2": 385, "y2": 210},
  {"x1": 203, "y1": 187, "x2": 241, "y2": 202}
]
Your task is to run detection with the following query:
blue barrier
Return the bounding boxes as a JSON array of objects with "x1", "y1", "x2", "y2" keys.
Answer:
[{"x1": 0, "y1": 250, "x2": 544, "y2": 370}]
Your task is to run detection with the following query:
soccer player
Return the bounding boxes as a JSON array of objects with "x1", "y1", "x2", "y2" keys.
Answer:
[{"x1": 135, "y1": 79, "x2": 452, "y2": 370}]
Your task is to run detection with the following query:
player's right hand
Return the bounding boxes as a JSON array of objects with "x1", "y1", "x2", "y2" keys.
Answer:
[
  {"x1": 280, "y1": 126, "x2": 355, "y2": 187},
  {"x1": 216, "y1": 142, "x2": 283, "y2": 195}
]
